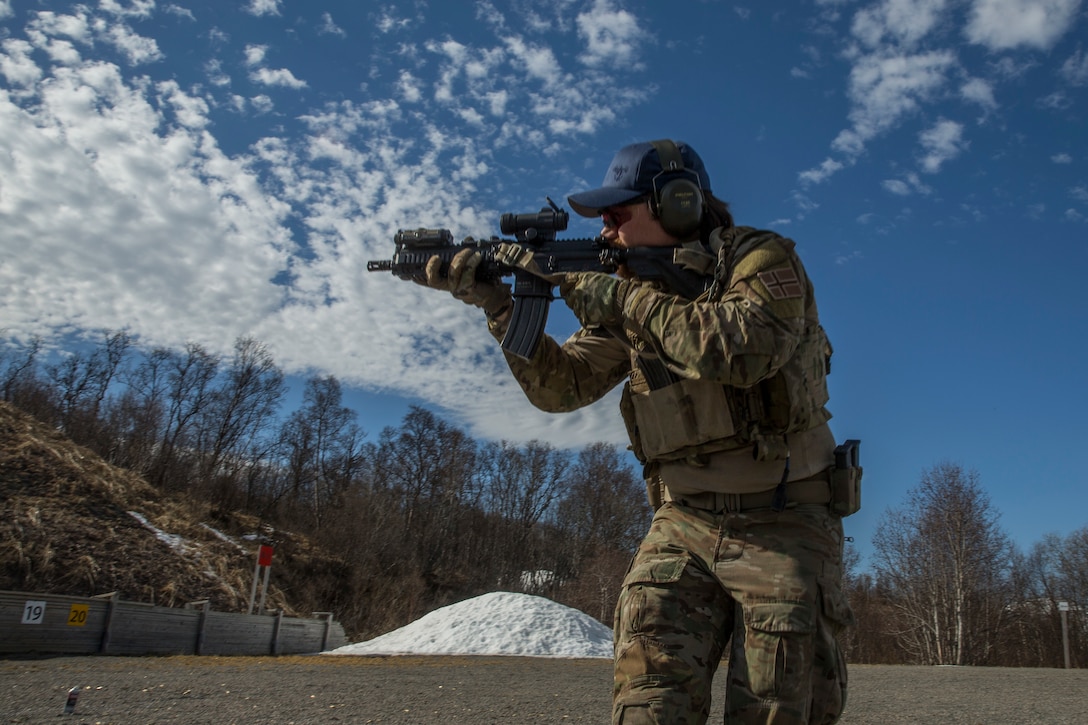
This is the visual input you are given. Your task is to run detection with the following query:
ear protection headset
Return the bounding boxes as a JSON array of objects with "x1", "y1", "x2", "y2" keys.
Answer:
[{"x1": 649, "y1": 139, "x2": 705, "y2": 238}]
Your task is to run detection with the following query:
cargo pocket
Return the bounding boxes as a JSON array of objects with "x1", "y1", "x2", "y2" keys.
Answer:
[
  {"x1": 813, "y1": 583, "x2": 854, "y2": 722},
  {"x1": 617, "y1": 555, "x2": 690, "y2": 639},
  {"x1": 613, "y1": 683, "x2": 668, "y2": 724},
  {"x1": 743, "y1": 601, "x2": 816, "y2": 700},
  {"x1": 614, "y1": 555, "x2": 697, "y2": 725}
]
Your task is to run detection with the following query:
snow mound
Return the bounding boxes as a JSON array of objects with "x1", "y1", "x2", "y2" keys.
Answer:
[{"x1": 327, "y1": 591, "x2": 613, "y2": 659}]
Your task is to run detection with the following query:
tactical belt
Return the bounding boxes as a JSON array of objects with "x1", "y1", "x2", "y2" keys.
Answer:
[{"x1": 663, "y1": 477, "x2": 831, "y2": 514}]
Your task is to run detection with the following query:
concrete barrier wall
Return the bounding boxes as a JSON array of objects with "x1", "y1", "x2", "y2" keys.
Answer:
[{"x1": 0, "y1": 590, "x2": 347, "y2": 656}]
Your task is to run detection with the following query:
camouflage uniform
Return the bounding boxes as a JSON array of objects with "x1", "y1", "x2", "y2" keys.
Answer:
[{"x1": 489, "y1": 224, "x2": 854, "y2": 724}]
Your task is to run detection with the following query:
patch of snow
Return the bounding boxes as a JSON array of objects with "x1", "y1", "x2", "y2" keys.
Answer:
[
  {"x1": 328, "y1": 592, "x2": 613, "y2": 659},
  {"x1": 127, "y1": 511, "x2": 192, "y2": 555},
  {"x1": 200, "y1": 522, "x2": 249, "y2": 552}
]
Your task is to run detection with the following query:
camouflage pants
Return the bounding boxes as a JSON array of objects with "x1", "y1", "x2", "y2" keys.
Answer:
[{"x1": 612, "y1": 501, "x2": 853, "y2": 724}]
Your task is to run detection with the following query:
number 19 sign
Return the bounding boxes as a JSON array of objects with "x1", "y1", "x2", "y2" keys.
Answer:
[{"x1": 21, "y1": 600, "x2": 47, "y2": 624}]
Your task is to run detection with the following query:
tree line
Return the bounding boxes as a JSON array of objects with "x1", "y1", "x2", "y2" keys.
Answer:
[
  {"x1": 0, "y1": 331, "x2": 648, "y2": 636},
  {"x1": 1, "y1": 331, "x2": 1085, "y2": 666},
  {"x1": 845, "y1": 462, "x2": 1086, "y2": 668}
]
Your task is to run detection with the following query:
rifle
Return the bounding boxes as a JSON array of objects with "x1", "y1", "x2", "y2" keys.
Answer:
[{"x1": 367, "y1": 198, "x2": 710, "y2": 360}]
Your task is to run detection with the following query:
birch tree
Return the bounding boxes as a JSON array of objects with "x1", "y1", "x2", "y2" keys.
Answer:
[{"x1": 873, "y1": 462, "x2": 1012, "y2": 665}]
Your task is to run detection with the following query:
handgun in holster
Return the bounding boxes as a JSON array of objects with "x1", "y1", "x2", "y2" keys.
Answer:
[{"x1": 830, "y1": 439, "x2": 862, "y2": 517}]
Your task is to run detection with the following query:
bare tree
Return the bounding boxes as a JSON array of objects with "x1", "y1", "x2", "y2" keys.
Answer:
[
  {"x1": 195, "y1": 337, "x2": 286, "y2": 505},
  {"x1": 480, "y1": 439, "x2": 568, "y2": 591},
  {"x1": 1014, "y1": 528, "x2": 1088, "y2": 668},
  {"x1": 47, "y1": 331, "x2": 130, "y2": 444},
  {"x1": 0, "y1": 334, "x2": 44, "y2": 404},
  {"x1": 873, "y1": 462, "x2": 1012, "y2": 665},
  {"x1": 150, "y1": 343, "x2": 220, "y2": 490},
  {"x1": 278, "y1": 375, "x2": 364, "y2": 526},
  {"x1": 108, "y1": 346, "x2": 172, "y2": 474},
  {"x1": 556, "y1": 442, "x2": 648, "y2": 554}
]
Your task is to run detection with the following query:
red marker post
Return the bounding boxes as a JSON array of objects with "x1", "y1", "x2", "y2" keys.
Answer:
[{"x1": 248, "y1": 544, "x2": 275, "y2": 614}]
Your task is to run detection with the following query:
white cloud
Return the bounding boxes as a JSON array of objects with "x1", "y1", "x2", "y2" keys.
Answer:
[
  {"x1": 1060, "y1": 48, "x2": 1088, "y2": 85},
  {"x1": 164, "y1": 5, "x2": 196, "y2": 21},
  {"x1": 29, "y1": 8, "x2": 161, "y2": 66},
  {"x1": 250, "y1": 66, "x2": 307, "y2": 89},
  {"x1": 1051, "y1": 152, "x2": 1073, "y2": 163},
  {"x1": 504, "y1": 37, "x2": 563, "y2": 85},
  {"x1": 799, "y1": 157, "x2": 845, "y2": 185},
  {"x1": 99, "y1": 19, "x2": 163, "y2": 64},
  {"x1": 789, "y1": 191, "x2": 821, "y2": 219},
  {"x1": 918, "y1": 118, "x2": 966, "y2": 172},
  {"x1": 0, "y1": 0, "x2": 13, "y2": 20},
  {"x1": 250, "y1": 94, "x2": 274, "y2": 114},
  {"x1": 397, "y1": 71, "x2": 423, "y2": 103},
  {"x1": 832, "y1": 50, "x2": 957, "y2": 157},
  {"x1": 205, "y1": 59, "x2": 230, "y2": 87},
  {"x1": 965, "y1": 0, "x2": 1082, "y2": 51},
  {"x1": 319, "y1": 12, "x2": 346, "y2": 38},
  {"x1": 988, "y1": 55, "x2": 1038, "y2": 80},
  {"x1": 883, "y1": 179, "x2": 912, "y2": 195},
  {"x1": 376, "y1": 9, "x2": 412, "y2": 34},
  {"x1": 1037, "y1": 90, "x2": 1071, "y2": 109},
  {"x1": 835, "y1": 249, "x2": 864, "y2": 265},
  {"x1": 1072, "y1": 184, "x2": 1088, "y2": 202},
  {"x1": 0, "y1": 60, "x2": 293, "y2": 352},
  {"x1": 244, "y1": 44, "x2": 267, "y2": 66},
  {"x1": 29, "y1": 11, "x2": 93, "y2": 44},
  {"x1": 851, "y1": 0, "x2": 950, "y2": 48},
  {"x1": 0, "y1": 0, "x2": 661, "y2": 449},
  {"x1": 245, "y1": 0, "x2": 282, "y2": 17},
  {"x1": 99, "y1": 0, "x2": 156, "y2": 18},
  {"x1": 157, "y1": 80, "x2": 210, "y2": 129},
  {"x1": 243, "y1": 44, "x2": 306, "y2": 89},
  {"x1": 485, "y1": 90, "x2": 508, "y2": 116},
  {"x1": 960, "y1": 77, "x2": 998, "y2": 112},
  {"x1": 575, "y1": 0, "x2": 650, "y2": 70},
  {"x1": 0, "y1": 39, "x2": 43, "y2": 87},
  {"x1": 882, "y1": 171, "x2": 933, "y2": 195}
]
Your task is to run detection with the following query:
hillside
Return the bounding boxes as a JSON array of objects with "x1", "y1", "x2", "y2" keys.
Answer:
[{"x1": 0, "y1": 400, "x2": 339, "y2": 618}]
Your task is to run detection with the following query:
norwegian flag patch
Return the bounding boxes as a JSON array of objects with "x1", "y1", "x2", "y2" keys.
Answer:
[{"x1": 758, "y1": 267, "x2": 803, "y2": 300}]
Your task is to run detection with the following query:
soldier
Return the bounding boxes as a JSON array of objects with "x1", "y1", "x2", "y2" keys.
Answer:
[{"x1": 422, "y1": 140, "x2": 856, "y2": 724}]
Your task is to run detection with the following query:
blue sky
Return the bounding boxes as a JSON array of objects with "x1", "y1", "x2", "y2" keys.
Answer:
[{"x1": 1, "y1": 0, "x2": 1086, "y2": 568}]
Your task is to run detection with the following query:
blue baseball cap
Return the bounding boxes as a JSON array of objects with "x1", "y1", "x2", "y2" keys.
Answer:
[{"x1": 567, "y1": 140, "x2": 712, "y2": 217}]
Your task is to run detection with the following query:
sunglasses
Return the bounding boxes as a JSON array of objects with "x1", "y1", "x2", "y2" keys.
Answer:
[{"x1": 602, "y1": 196, "x2": 647, "y2": 229}]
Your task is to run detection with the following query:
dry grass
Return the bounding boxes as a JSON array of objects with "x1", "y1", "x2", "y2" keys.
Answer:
[{"x1": 0, "y1": 401, "x2": 335, "y2": 616}]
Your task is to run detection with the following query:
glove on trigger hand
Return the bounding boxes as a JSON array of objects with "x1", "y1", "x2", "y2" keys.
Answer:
[
  {"x1": 420, "y1": 248, "x2": 512, "y2": 316},
  {"x1": 494, "y1": 242, "x2": 564, "y2": 283},
  {"x1": 559, "y1": 272, "x2": 632, "y2": 328}
]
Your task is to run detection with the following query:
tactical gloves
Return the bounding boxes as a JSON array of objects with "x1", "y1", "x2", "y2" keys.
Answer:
[
  {"x1": 421, "y1": 248, "x2": 512, "y2": 318},
  {"x1": 493, "y1": 242, "x2": 636, "y2": 329},
  {"x1": 493, "y1": 243, "x2": 562, "y2": 283},
  {"x1": 422, "y1": 243, "x2": 646, "y2": 331},
  {"x1": 558, "y1": 272, "x2": 633, "y2": 329}
]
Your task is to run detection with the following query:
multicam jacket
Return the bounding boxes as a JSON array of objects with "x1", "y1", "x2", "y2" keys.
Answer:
[{"x1": 489, "y1": 226, "x2": 835, "y2": 493}]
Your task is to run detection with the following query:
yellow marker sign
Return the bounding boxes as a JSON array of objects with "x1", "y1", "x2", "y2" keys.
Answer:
[{"x1": 68, "y1": 604, "x2": 89, "y2": 626}]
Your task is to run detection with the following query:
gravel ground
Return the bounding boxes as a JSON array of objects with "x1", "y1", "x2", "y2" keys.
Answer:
[{"x1": 2, "y1": 655, "x2": 1087, "y2": 724}]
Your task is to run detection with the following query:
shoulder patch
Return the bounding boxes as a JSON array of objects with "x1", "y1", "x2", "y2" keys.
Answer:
[{"x1": 757, "y1": 266, "x2": 803, "y2": 300}]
